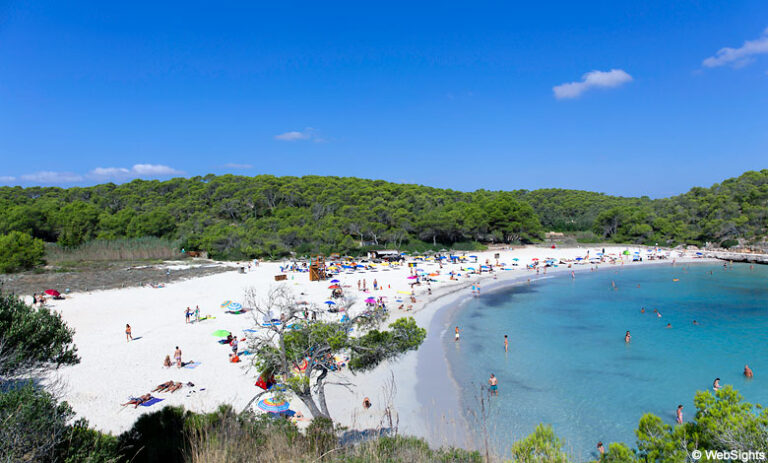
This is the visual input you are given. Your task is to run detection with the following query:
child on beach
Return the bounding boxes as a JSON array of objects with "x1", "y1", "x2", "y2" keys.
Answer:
[
  {"x1": 195, "y1": 306, "x2": 200, "y2": 322},
  {"x1": 125, "y1": 324, "x2": 133, "y2": 342}
]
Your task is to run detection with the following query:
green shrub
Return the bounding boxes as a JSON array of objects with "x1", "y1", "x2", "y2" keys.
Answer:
[
  {"x1": 0, "y1": 231, "x2": 45, "y2": 272},
  {"x1": 720, "y1": 239, "x2": 738, "y2": 249}
]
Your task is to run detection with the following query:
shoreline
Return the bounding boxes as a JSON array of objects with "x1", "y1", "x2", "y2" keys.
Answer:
[{"x1": 408, "y1": 254, "x2": 716, "y2": 451}]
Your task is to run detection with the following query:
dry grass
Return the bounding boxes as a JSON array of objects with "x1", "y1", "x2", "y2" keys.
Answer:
[{"x1": 45, "y1": 237, "x2": 182, "y2": 263}]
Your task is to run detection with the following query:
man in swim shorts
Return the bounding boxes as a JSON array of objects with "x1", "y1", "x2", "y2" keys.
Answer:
[
  {"x1": 174, "y1": 346, "x2": 182, "y2": 368},
  {"x1": 744, "y1": 365, "x2": 754, "y2": 378},
  {"x1": 488, "y1": 374, "x2": 498, "y2": 395},
  {"x1": 676, "y1": 404, "x2": 683, "y2": 424}
]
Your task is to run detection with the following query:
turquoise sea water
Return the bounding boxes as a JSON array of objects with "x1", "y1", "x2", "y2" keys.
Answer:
[{"x1": 445, "y1": 262, "x2": 768, "y2": 460}]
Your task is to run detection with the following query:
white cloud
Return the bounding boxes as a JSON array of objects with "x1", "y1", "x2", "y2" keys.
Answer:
[
  {"x1": 90, "y1": 167, "x2": 131, "y2": 177},
  {"x1": 274, "y1": 127, "x2": 323, "y2": 142},
  {"x1": 20, "y1": 171, "x2": 84, "y2": 183},
  {"x1": 0, "y1": 175, "x2": 16, "y2": 182},
  {"x1": 553, "y1": 69, "x2": 633, "y2": 99},
  {"x1": 89, "y1": 164, "x2": 183, "y2": 180},
  {"x1": 223, "y1": 163, "x2": 253, "y2": 169},
  {"x1": 131, "y1": 164, "x2": 182, "y2": 176},
  {"x1": 703, "y1": 27, "x2": 768, "y2": 68}
]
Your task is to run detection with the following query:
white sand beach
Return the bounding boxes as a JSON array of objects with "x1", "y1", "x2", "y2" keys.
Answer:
[{"x1": 36, "y1": 245, "x2": 703, "y2": 438}]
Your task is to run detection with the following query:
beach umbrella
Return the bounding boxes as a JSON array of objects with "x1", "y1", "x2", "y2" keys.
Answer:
[
  {"x1": 228, "y1": 303, "x2": 242, "y2": 311},
  {"x1": 407, "y1": 276, "x2": 417, "y2": 279},
  {"x1": 211, "y1": 329, "x2": 230, "y2": 337},
  {"x1": 324, "y1": 301, "x2": 336, "y2": 305},
  {"x1": 365, "y1": 297, "x2": 376, "y2": 303},
  {"x1": 330, "y1": 279, "x2": 340, "y2": 283},
  {"x1": 696, "y1": 252, "x2": 703, "y2": 255},
  {"x1": 575, "y1": 257, "x2": 583, "y2": 261},
  {"x1": 328, "y1": 284, "x2": 341, "y2": 289},
  {"x1": 622, "y1": 250, "x2": 630, "y2": 255},
  {"x1": 531, "y1": 258, "x2": 539, "y2": 261},
  {"x1": 512, "y1": 258, "x2": 519, "y2": 261},
  {"x1": 257, "y1": 397, "x2": 290, "y2": 413},
  {"x1": 220, "y1": 300, "x2": 233, "y2": 308},
  {"x1": 44, "y1": 289, "x2": 60, "y2": 297}
]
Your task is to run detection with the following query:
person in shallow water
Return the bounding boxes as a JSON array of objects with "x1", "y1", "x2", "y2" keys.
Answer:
[
  {"x1": 744, "y1": 365, "x2": 754, "y2": 378},
  {"x1": 713, "y1": 377, "x2": 722, "y2": 391},
  {"x1": 504, "y1": 334, "x2": 509, "y2": 353},
  {"x1": 488, "y1": 373, "x2": 498, "y2": 395},
  {"x1": 676, "y1": 404, "x2": 683, "y2": 424},
  {"x1": 597, "y1": 442, "x2": 605, "y2": 456},
  {"x1": 454, "y1": 326, "x2": 460, "y2": 341},
  {"x1": 625, "y1": 331, "x2": 631, "y2": 343}
]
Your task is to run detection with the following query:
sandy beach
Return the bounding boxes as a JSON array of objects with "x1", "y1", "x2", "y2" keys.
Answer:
[{"x1": 35, "y1": 245, "x2": 705, "y2": 439}]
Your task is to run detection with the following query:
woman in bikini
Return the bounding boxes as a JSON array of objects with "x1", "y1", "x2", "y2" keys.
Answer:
[{"x1": 125, "y1": 324, "x2": 133, "y2": 342}]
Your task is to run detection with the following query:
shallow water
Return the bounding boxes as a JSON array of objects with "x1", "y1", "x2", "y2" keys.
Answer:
[{"x1": 445, "y1": 262, "x2": 768, "y2": 460}]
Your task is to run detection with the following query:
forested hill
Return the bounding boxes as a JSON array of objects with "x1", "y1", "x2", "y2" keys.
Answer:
[{"x1": 0, "y1": 170, "x2": 767, "y2": 260}]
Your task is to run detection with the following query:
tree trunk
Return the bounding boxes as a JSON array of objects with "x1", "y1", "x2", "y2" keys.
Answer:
[
  {"x1": 315, "y1": 367, "x2": 331, "y2": 418},
  {"x1": 297, "y1": 391, "x2": 327, "y2": 419}
]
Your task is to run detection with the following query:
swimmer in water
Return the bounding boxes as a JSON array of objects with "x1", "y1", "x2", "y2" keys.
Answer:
[
  {"x1": 504, "y1": 334, "x2": 509, "y2": 353},
  {"x1": 666, "y1": 323, "x2": 672, "y2": 328},
  {"x1": 625, "y1": 331, "x2": 631, "y2": 343},
  {"x1": 597, "y1": 442, "x2": 605, "y2": 456},
  {"x1": 713, "y1": 377, "x2": 722, "y2": 391},
  {"x1": 693, "y1": 320, "x2": 699, "y2": 325},
  {"x1": 744, "y1": 365, "x2": 754, "y2": 378},
  {"x1": 640, "y1": 307, "x2": 645, "y2": 313},
  {"x1": 676, "y1": 405, "x2": 683, "y2": 424}
]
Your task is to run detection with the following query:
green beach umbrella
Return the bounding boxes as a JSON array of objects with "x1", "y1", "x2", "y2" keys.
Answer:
[
  {"x1": 622, "y1": 250, "x2": 630, "y2": 255},
  {"x1": 211, "y1": 329, "x2": 230, "y2": 337}
]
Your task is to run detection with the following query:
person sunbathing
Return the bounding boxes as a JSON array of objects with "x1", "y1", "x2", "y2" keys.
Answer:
[
  {"x1": 152, "y1": 381, "x2": 175, "y2": 392},
  {"x1": 122, "y1": 394, "x2": 153, "y2": 409},
  {"x1": 167, "y1": 382, "x2": 183, "y2": 393},
  {"x1": 163, "y1": 355, "x2": 172, "y2": 368}
]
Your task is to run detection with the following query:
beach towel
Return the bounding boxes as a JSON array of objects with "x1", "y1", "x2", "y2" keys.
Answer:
[
  {"x1": 140, "y1": 397, "x2": 164, "y2": 407},
  {"x1": 239, "y1": 350, "x2": 253, "y2": 356},
  {"x1": 243, "y1": 329, "x2": 259, "y2": 333},
  {"x1": 184, "y1": 362, "x2": 202, "y2": 369}
]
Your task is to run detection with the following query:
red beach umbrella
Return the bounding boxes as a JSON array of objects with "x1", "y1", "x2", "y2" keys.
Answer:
[
  {"x1": 328, "y1": 284, "x2": 341, "y2": 289},
  {"x1": 45, "y1": 289, "x2": 60, "y2": 297}
]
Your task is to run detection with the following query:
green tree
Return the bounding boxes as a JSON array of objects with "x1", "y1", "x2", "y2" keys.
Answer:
[
  {"x1": 510, "y1": 424, "x2": 569, "y2": 463},
  {"x1": 0, "y1": 231, "x2": 45, "y2": 272}
]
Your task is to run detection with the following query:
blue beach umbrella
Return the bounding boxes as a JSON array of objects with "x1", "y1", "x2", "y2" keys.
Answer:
[
  {"x1": 330, "y1": 279, "x2": 340, "y2": 283},
  {"x1": 228, "y1": 302, "x2": 242, "y2": 311},
  {"x1": 324, "y1": 301, "x2": 336, "y2": 305}
]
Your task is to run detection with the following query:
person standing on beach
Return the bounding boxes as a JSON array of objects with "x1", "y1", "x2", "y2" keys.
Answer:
[
  {"x1": 488, "y1": 374, "x2": 498, "y2": 395},
  {"x1": 676, "y1": 405, "x2": 683, "y2": 424},
  {"x1": 185, "y1": 307, "x2": 192, "y2": 324},
  {"x1": 194, "y1": 305, "x2": 200, "y2": 322},
  {"x1": 504, "y1": 335, "x2": 509, "y2": 353},
  {"x1": 454, "y1": 326, "x2": 460, "y2": 341},
  {"x1": 174, "y1": 346, "x2": 182, "y2": 368},
  {"x1": 125, "y1": 324, "x2": 133, "y2": 342}
]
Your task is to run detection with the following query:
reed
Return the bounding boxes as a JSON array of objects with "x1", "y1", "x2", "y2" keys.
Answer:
[{"x1": 45, "y1": 237, "x2": 183, "y2": 263}]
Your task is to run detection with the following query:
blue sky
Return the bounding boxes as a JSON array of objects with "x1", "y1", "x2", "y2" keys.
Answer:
[{"x1": 1, "y1": 1, "x2": 766, "y2": 197}]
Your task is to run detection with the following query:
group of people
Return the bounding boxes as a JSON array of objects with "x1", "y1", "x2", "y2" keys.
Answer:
[{"x1": 162, "y1": 346, "x2": 184, "y2": 368}]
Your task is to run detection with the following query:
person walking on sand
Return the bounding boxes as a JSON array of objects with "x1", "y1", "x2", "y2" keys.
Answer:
[
  {"x1": 676, "y1": 405, "x2": 683, "y2": 424},
  {"x1": 504, "y1": 335, "x2": 509, "y2": 353},
  {"x1": 125, "y1": 324, "x2": 133, "y2": 342},
  {"x1": 174, "y1": 346, "x2": 183, "y2": 368},
  {"x1": 625, "y1": 331, "x2": 631, "y2": 343},
  {"x1": 194, "y1": 305, "x2": 200, "y2": 322},
  {"x1": 185, "y1": 307, "x2": 192, "y2": 324},
  {"x1": 488, "y1": 373, "x2": 498, "y2": 395},
  {"x1": 454, "y1": 326, "x2": 460, "y2": 342}
]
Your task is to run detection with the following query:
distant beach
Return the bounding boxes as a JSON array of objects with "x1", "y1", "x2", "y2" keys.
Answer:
[{"x1": 34, "y1": 245, "x2": 705, "y2": 439}]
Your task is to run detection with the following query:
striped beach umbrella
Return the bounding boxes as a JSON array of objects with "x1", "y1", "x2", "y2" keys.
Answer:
[
  {"x1": 258, "y1": 397, "x2": 290, "y2": 413},
  {"x1": 220, "y1": 300, "x2": 233, "y2": 308},
  {"x1": 228, "y1": 302, "x2": 242, "y2": 311}
]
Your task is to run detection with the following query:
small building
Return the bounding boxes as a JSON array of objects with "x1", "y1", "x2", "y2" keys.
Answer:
[{"x1": 367, "y1": 250, "x2": 402, "y2": 261}]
